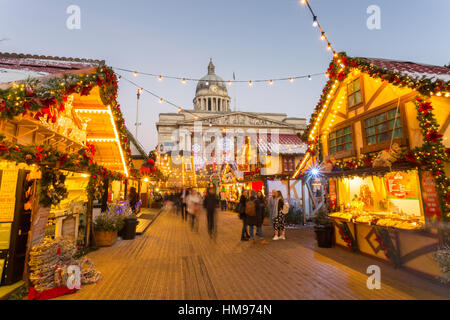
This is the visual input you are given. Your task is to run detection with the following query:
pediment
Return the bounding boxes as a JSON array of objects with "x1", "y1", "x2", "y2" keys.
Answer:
[{"x1": 180, "y1": 112, "x2": 292, "y2": 128}]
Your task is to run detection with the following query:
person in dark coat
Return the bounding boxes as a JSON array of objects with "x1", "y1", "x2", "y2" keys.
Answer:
[
  {"x1": 129, "y1": 187, "x2": 139, "y2": 214},
  {"x1": 248, "y1": 191, "x2": 268, "y2": 244},
  {"x1": 239, "y1": 190, "x2": 250, "y2": 241},
  {"x1": 203, "y1": 187, "x2": 219, "y2": 238}
]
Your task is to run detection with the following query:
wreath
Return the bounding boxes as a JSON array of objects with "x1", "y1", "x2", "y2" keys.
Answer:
[{"x1": 39, "y1": 167, "x2": 68, "y2": 208}]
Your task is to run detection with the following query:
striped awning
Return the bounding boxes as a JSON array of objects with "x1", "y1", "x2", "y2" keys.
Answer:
[{"x1": 254, "y1": 134, "x2": 306, "y2": 155}]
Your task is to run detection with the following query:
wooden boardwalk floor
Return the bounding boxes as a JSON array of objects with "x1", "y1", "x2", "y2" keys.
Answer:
[{"x1": 58, "y1": 209, "x2": 450, "y2": 300}]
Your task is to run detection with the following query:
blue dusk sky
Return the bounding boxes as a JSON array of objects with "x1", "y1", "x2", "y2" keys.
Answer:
[{"x1": 1, "y1": 0, "x2": 449, "y2": 151}]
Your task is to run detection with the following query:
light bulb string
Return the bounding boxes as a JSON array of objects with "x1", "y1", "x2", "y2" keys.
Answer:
[
  {"x1": 120, "y1": 75, "x2": 209, "y2": 121},
  {"x1": 114, "y1": 66, "x2": 324, "y2": 83},
  {"x1": 302, "y1": 0, "x2": 337, "y2": 55}
]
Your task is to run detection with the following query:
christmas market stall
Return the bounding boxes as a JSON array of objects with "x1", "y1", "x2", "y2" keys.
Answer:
[
  {"x1": 293, "y1": 53, "x2": 450, "y2": 281},
  {"x1": 0, "y1": 53, "x2": 134, "y2": 296}
]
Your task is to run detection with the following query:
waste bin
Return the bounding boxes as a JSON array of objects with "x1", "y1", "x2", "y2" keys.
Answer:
[
  {"x1": 121, "y1": 218, "x2": 138, "y2": 240},
  {"x1": 314, "y1": 225, "x2": 334, "y2": 248}
]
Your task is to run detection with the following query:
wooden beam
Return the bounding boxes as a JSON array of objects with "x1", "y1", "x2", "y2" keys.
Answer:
[{"x1": 365, "y1": 81, "x2": 388, "y2": 111}]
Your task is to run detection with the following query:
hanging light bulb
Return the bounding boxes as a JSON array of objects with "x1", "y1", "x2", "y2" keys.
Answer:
[
  {"x1": 181, "y1": 78, "x2": 186, "y2": 84},
  {"x1": 269, "y1": 80, "x2": 273, "y2": 85},
  {"x1": 158, "y1": 75, "x2": 163, "y2": 81},
  {"x1": 289, "y1": 77, "x2": 294, "y2": 83},
  {"x1": 159, "y1": 98, "x2": 163, "y2": 103},
  {"x1": 308, "y1": 75, "x2": 312, "y2": 81},
  {"x1": 178, "y1": 107, "x2": 182, "y2": 113},
  {"x1": 133, "y1": 72, "x2": 138, "y2": 77},
  {"x1": 320, "y1": 32, "x2": 325, "y2": 40},
  {"x1": 327, "y1": 43, "x2": 332, "y2": 51},
  {"x1": 227, "y1": 80, "x2": 232, "y2": 86},
  {"x1": 312, "y1": 16, "x2": 318, "y2": 27},
  {"x1": 300, "y1": 0, "x2": 307, "y2": 4},
  {"x1": 248, "y1": 80, "x2": 253, "y2": 86}
]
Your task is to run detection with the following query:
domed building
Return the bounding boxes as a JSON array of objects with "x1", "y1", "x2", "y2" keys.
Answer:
[
  {"x1": 193, "y1": 59, "x2": 231, "y2": 112},
  {"x1": 156, "y1": 59, "x2": 307, "y2": 188}
]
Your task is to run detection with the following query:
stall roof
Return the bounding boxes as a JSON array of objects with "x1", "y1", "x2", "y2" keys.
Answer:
[
  {"x1": 0, "y1": 52, "x2": 104, "y2": 76},
  {"x1": 0, "y1": 52, "x2": 130, "y2": 176},
  {"x1": 357, "y1": 57, "x2": 450, "y2": 82}
]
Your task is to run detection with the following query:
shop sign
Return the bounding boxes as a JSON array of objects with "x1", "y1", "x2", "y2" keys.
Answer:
[
  {"x1": 329, "y1": 179, "x2": 337, "y2": 212},
  {"x1": 420, "y1": 171, "x2": 442, "y2": 222},
  {"x1": 385, "y1": 171, "x2": 418, "y2": 199},
  {"x1": 0, "y1": 223, "x2": 12, "y2": 250},
  {"x1": 0, "y1": 169, "x2": 19, "y2": 222}
]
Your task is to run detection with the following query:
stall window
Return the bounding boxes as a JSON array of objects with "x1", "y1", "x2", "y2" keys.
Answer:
[
  {"x1": 329, "y1": 126, "x2": 353, "y2": 154},
  {"x1": 282, "y1": 156, "x2": 295, "y2": 172},
  {"x1": 365, "y1": 108, "x2": 402, "y2": 146},
  {"x1": 347, "y1": 78, "x2": 362, "y2": 108}
]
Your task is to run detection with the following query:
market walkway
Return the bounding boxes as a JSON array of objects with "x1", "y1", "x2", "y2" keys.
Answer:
[{"x1": 58, "y1": 209, "x2": 450, "y2": 300}]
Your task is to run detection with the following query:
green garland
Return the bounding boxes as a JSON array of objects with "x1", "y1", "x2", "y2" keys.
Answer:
[
  {"x1": 0, "y1": 136, "x2": 123, "y2": 207},
  {"x1": 337, "y1": 222, "x2": 358, "y2": 251},
  {"x1": 301, "y1": 53, "x2": 449, "y2": 222},
  {"x1": 39, "y1": 167, "x2": 68, "y2": 208},
  {"x1": 302, "y1": 52, "x2": 450, "y2": 141},
  {"x1": 0, "y1": 66, "x2": 135, "y2": 173},
  {"x1": 139, "y1": 150, "x2": 166, "y2": 181},
  {"x1": 410, "y1": 96, "x2": 450, "y2": 220},
  {"x1": 375, "y1": 227, "x2": 401, "y2": 268}
]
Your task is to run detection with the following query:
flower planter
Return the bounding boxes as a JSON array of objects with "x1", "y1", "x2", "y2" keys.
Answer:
[
  {"x1": 314, "y1": 225, "x2": 334, "y2": 248},
  {"x1": 94, "y1": 230, "x2": 118, "y2": 247}
]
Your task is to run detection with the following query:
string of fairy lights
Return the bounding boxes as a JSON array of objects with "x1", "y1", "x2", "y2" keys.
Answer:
[
  {"x1": 300, "y1": 0, "x2": 338, "y2": 57},
  {"x1": 114, "y1": 66, "x2": 325, "y2": 87},
  {"x1": 120, "y1": 75, "x2": 209, "y2": 121}
]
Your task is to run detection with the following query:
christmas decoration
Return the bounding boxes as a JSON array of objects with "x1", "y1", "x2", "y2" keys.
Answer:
[
  {"x1": 0, "y1": 66, "x2": 135, "y2": 174},
  {"x1": 337, "y1": 222, "x2": 357, "y2": 251},
  {"x1": 28, "y1": 238, "x2": 101, "y2": 296},
  {"x1": 375, "y1": 227, "x2": 401, "y2": 268},
  {"x1": 0, "y1": 135, "x2": 122, "y2": 205}
]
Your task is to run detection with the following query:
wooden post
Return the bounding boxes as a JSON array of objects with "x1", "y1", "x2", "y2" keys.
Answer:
[
  {"x1": 23, "y1": 175, "x2": 39, "y2": 288},
  {"x1": 85, "y1": 194, "x2": 93, "y2": 248},
  {"x1": 301, "y1": 180, "x2": 306, "y2": 225}
]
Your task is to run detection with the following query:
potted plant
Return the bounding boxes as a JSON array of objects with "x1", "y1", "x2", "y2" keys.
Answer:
[
  {"x1": 94, "y1": 212, "x2": 124, "y2": 247},
  {"x1": 313, "y1": 208, "x2": 334, "y2": 248}
]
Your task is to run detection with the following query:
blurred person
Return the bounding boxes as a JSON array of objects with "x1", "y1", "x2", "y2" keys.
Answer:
[
  {"x1": 181, "y1": 188, "x2": 189, "y2": 221},
  {"x1": 248, "y1": 191, "x2": 268, "y2": 245},
  {"x1": 238, "y1": 190, "x2": 250, "y2": 241},
  {"x1": 220, "y1": 189, "x2": 227, "y2": 211},
  {"x1": 129, "y1": 187, "x2": 140, "y2": 215},
  {"x1": 203, "y1": 187, "x2": 219, "y2": 239},
  {"x1": 268, "y1": 189, "x2": 277, "y2": 227},
  {"x1": 273, "y1": 191, "x2": 287, "y2": 240},
  {"x1": 186, "y1": 189, "x2": 202, "y2": 232}
]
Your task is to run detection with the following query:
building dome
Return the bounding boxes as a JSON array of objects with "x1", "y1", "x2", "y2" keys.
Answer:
[{"x1": 194, "y1": 59, "x2": 231, "y2": 112}]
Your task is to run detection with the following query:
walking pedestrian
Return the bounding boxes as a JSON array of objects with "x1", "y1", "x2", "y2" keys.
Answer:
[
  {"x1": 273, "y1": 191, "x2": 288, "y2": 240},
  {"x1": 203, "y1": 187, "x2": 219, "y2": 239},
  {"x1": 220, "y1": 189, "x2": 227, "y2": 211},
  {"x1": 268, "y1": 190, "x2": 277, "y2": 227},
  {"x1": 238, "y1": 190, "x2": 250, "y2": 241},
  {"x1": 128, "y1": 187, "x2": 140, "y2": 215},
  {"x1": 181, "y1": 188, "x2": 189, "y2": 221},
  {"x1": 186, "y1": 189, "x2": 201, "y2": 232},
  {"x1": 248, "y1": 191, "x2": 268, "y2": 244}
]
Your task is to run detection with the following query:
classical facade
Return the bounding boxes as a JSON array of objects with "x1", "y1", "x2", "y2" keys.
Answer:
[{"x1": 156, "y1": 59, "x2": 307, "y2": 187}]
